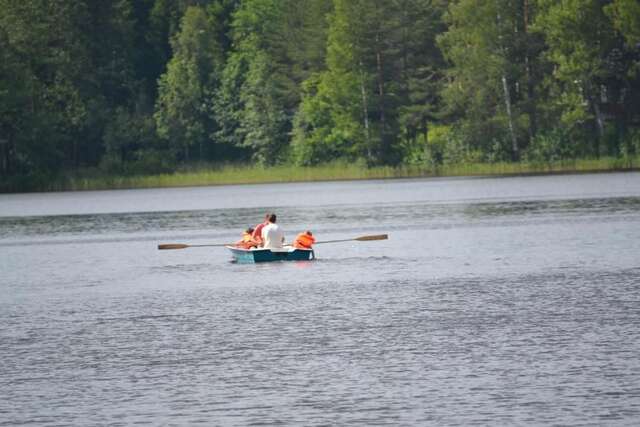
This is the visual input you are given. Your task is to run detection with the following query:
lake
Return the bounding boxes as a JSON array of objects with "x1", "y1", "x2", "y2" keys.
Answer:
[{"x1": 1, "y1": 172, "x2": 640, "y2": 425}]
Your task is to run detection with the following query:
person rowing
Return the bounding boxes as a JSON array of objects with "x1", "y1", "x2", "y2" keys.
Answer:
[
  {"x1": 251, "y1": 213, "x2": 270, "y2": 246},
  {"x1": 261, "y1": 213, "x2": 285, "y2": 249}
]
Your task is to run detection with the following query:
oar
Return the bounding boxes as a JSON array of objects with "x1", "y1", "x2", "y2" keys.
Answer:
[
  {"x1": 315, "y1": 234, "x2": 388, "y2": 244},
  {"x1": 158, "y1": 242, "x2": 232, "y2": 250},
  {"x1": 159, "y1": 234, "x2": 388, "y2": 250}
]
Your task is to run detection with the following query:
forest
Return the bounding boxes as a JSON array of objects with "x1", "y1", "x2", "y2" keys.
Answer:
[{"x1": 1, "y1": 0, "x2": 640, "y2": 191}]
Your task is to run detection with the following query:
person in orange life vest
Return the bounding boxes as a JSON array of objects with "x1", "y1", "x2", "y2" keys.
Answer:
[
  {"x1": 251, "y1": 213, "x2": 270, "y2": 246},
  {"x1": 236, "y1": 227, "x2": 259, "y2": 249},
  {"x1": 293, "y1": 230, "x2": 315, "y2": 249}
]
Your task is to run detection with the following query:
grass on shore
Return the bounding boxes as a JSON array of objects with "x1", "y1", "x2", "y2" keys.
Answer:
[{"x1": 47, "y1": 156, "x2": 640, "y2": 192}]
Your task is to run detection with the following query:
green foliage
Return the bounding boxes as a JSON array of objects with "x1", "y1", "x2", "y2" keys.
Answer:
[
  {"x1": 214, "y1": 0, "x2": 332, "y2": 165},
  {"x1": 293, "y1": 0, "x2": 447, "y2": 166},
  {"x1": 533, "y1": 0, "x2": 639, "y2": 156},
  {"x1": 154, "y1": 5, "x2": 222, "y2": 161},
  {"x1": 237, "y1": 48, "x2": 290, "y2": 164},
  {"x1": 292, "y1": 74, "x2": 363, "y2": 165},
  {"x1": 438, "y1": 0, "x2": 544, "y2": 160},
  {"x1": 102, "y1": 107, "x2": 169, "y2": 174},
  {"x1": 423, "y1": 125, "x2": 484, "y2": 167},
  {"x1": 620, "y1": 128, "x2": 640, "y2": 160},
  {"x1": 0, "y1": 0, "x2": 92, "y2": 177},
  {"x1": 523, "y1": 128, "x2": 575, "y2": 164},
  {"x1": 214, "y1": 0, "x2": 283, "y2": 164},
  {"x1": 605, "y1": 0, "x2": 640, "y2": 46},
  {"x1": 2, "y1": 0, "x2": 640, "y2": 191}
]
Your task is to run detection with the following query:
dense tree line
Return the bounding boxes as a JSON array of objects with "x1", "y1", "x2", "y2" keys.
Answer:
[{"x1": 1, "y1": 0, "x2": 639, "y2": 188}]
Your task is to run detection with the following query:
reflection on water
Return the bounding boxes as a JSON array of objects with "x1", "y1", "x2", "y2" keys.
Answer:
[{"x1": 1, "y1": 173, "x2": 640, "y2": 425}]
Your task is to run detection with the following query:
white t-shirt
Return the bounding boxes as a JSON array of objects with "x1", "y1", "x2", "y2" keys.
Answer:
[{"x1": 261, "y1": 222, "x2": 284, "y2": 249}]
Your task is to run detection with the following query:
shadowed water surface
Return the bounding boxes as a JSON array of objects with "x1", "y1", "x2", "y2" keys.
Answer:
[{"x1": 1, "y1": 173, "x2": 640, "y2": 425}]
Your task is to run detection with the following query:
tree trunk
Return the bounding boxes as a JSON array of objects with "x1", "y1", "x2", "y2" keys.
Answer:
[
  {"x1": 592, "y1": 98, "x2": 604, "y2": 157},
  {"x1": 523, "y1": 0, "x2": 537, "y2": 145},
  {"x1": 0, "y1": 137, "x2": 7, "y2": 178},
  {"x1": 524, "y1": 56, "x2": 537, "y2": 142},
  {"x1": 375, "y1": 32, "x2": 387, "y2": 160},
  {"x1": 423, "y1": 119, "x2": 429, "y2": 162},
  {"x1": 73, "y1": 140, "x2": 79, "y2": 169},
  {"x1": 359, "y1": 62, "x2": 371, "y2": 161},
  {"x1": 496, "y1": 11, "x2": 518, "y2": 160},
  {"x1": 401, "y1": 5, "x2": 409, "y2": 87},
  {"x1": 502, "y1": 75, "x2": 519, "y2": 160}
]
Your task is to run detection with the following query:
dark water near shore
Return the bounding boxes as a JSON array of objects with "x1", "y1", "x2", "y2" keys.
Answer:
[{"x1": 1, "y1": 172, "x2": 640, "y2": 425}]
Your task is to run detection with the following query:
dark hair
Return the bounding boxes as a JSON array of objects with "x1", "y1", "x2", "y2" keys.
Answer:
[
  {"x1": 306, "y1": 230, "x2": 312, "y2": 236},
  {"x1": 245, "y1": 227, "x2": 254, "y2": 234},
  {"x1": 268, "y1": 213, "x2": 277, "y2": 223}
]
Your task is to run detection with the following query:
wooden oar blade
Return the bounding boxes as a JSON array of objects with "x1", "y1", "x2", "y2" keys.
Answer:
[
  {"x1": 355, "y1": 234, "x2": 388, "y2": 241},
  {"x1": 158, "y1": 243, "x2": 190, "y2": 250}
]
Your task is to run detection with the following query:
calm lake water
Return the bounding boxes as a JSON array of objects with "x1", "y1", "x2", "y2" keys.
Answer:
[{"x1": 1, "y1": 172, "x2": 640, "y2": 426}]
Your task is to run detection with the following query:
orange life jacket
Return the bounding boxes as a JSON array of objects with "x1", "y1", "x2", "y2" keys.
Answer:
[
  {"x1": 293, "y1": 233, "x2": 315, "y2": 249},
  {"x1": 236, "y1": 232, "x2": 258, "y2": 249}
]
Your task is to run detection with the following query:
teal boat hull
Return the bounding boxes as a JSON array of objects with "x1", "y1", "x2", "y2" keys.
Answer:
[{"x1": 227, "y1": 246, "x2": 315, "y2": 263}]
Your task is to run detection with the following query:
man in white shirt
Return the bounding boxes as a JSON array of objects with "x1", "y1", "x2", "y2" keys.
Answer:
[{"x1": 261, "y1": 213, "x2": 285, "y2": 249}]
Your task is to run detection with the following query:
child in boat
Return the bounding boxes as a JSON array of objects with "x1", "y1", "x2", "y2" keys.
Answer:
[
  {"x1": 236, "y1": 227, "x2": 259, "y2": 249},
  {"x1": 293, "y1": 230, "x2": 315, "y2": 249}
]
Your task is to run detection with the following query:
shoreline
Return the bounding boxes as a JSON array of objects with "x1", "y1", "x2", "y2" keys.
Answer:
[{"x1": 2, "y1": 157, "x2": 639, "y2": 193}]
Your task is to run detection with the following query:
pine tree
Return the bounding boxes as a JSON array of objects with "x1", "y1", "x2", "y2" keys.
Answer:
[
  {"x1": 293, "y1": 0, "x2": 447, "y2": 165},
  {"x1": 438, "y1": 0, "x2": 544, "y2": 160},
  {"x1": 155, "y1": 5, "x2": 223, "y2": 162},
  {"x1": 0, "y1": 0, "x2": 93, "y2": 178},
  {"x1": 534, "y1": 0, "x2": 633, "y2": 156},
  {"x1": 215, "y1": 0, "x2": 330, "y2": 164}
]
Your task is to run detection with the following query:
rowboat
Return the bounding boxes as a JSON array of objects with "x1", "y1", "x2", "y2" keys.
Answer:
[{"x1": 226, "y1": 246, "x2": 315, "y2": 263}]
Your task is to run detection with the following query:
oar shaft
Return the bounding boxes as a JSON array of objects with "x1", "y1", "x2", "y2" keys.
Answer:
[
  {"x1": 315, "y1": 234, "x2": 388, "y2": 244},
  {"x1": 315, "y1": 238, "x2": 356, "y2": 244},
  {"x1": 158, "y1": 242, "x2": 231, "y2": 250},
  {"x1": 159, "y1": 234, "x2": 387, "y2": 250}
]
